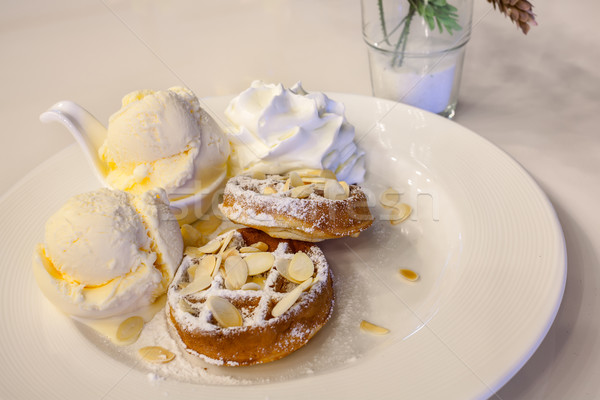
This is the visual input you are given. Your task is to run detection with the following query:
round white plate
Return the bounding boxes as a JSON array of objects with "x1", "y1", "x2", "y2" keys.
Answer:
[{"x1": 0, "y1": 94, "x2": 566, "y2": 399}]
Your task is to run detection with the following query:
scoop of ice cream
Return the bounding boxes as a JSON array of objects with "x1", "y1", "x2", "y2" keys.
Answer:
[
  {"x1": 33, "y1": 188, "x2": 183, "y2": 319},
  {"x1": 224, "y1": 81, "x2": 366, "y2": 184},
  {"x1": 99, "y1": 87, "x2": 230, "y2": 201}
]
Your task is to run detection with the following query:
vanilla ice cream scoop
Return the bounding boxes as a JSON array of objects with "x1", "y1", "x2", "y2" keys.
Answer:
[
  {"x1": 102, "y1": 88, "x2": 202, "y2": 164},
  {"x1": 225, "y1": 81, "x2": 366, "y2": 184},
  {"x1": 33, "y1": 188, "x2": 183, "y2": 320},
  {"x1": 99, "y1": 87, "x2": 230, "y2": 211},
  {"x1": 41, "y1": 87, "x2": 230, "y2": 224}
]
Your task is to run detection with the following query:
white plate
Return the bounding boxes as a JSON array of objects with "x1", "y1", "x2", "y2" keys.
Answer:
[{"x1": 0, "y1": 94, "x2": 566, "y2": 399}]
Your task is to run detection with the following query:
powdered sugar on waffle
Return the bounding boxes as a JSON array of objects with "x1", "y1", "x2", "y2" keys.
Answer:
[
  {"x1": 218, "y1": 175, "x2": 339, "y2": 230},
  {"x1": 167, "y1": 230, "x2": 331, "y2": 336}
]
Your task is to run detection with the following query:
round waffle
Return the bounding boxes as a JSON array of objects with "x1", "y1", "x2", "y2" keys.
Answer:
[
  {"x1": 218, "y1": 173, "x2": 374, "y2": 242},
  {"x1": 167, "y1": 228, "x2": 334, "y2": 366}
]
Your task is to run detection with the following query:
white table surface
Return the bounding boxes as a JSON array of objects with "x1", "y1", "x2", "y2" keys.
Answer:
[{"x1": 2, "y1": 0, "x2": 599, "y2": 398}]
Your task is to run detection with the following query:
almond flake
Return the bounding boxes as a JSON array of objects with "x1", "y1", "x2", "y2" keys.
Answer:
[
  {"x1": 218, "y1": 231, "x2": 235, "y2": 255},
  {"x1": 184, "y1": 246, "x2": 205, "y2": 259},
  {"x1": 360, "y1": 320, "x2": 390, "y2": 335},
  {"x1": 295, "y1": 168, "x2": 322, "y2": 177},
  {"x1": 224, "y1": 255, "x2": 248, "y2": 290},
  {"x1": 324, "y1": 179, "x2": 348, "y2": 200},
  {"x1": 399, "y1": 268, "x2": 420, "y2": 282},
  {"x1": 187, "y1": 264, "x2": 198, "y2": 281},
  {"x1": 251, "y1": 241, "x2": 269, "y2": 251},
  {"x1": 222, "y1": 248, "x2": 240, "y2": 261},
  {"x1": 116, "y1": 316, "x2": 144, "y2": 343},
  {"x1": 241, "y1": 282, "x2": 262, "y2": 291},
  {"x1": 390, "y1": 203, "x2": 412, "y2": 225},
  {"x1": 289, "y1": 171, "x2": 304, "y2": 187},
  {"x1": 211, "y1": 255, "x2": 223, "y2": 278},
  {"x1": 274, "y1": 257, "x2": 302, "y2": 284},
  {"x1": 197, "y1": 255, "x2": 217, "y2": 276},
  {"x1": 206, "y1": 296, "x2": 243, "y2": 328},
  {"x1": 290, "y1": 184, "x2": 314, "y2": 199},
  {"x1": 179, "y1": 274, "x2": 213, "y2": 296},
  {"x1": 380, "y1": 188, "x2": 401, "y2": 208},
  {"x1": 178, "y1": 298, "x2": 196, "y2": 315},
  {"x1": 288, "y1": 251, "x2": 314, "y2": 282},
  {"x1": 197, "y1": 239, "x2": 222, "y2": 254},
  {"x1": 271, "y1": 279, "x2": 312, "y2": 317},
  {"x1": 339, "y1": 181, "x2": 350, "y2": 197},
  {"x1": 262, "y1": 186, "x2": 277, "y2": 195},
  {"x1": 301, "y1": 177, "x2": 327, "y2": 184},
  {"x1": 139, "y1": 346, "x2": 175, "y2": 364},
  {"x1": 239, "y1": 246, "x2": 261, "y2": 253},
  {"x1": 245, "y1": 252, "x2": 275, "y2": 276}
]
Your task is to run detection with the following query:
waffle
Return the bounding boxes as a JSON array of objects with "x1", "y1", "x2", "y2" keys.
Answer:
[
  {"x1": 167, "y1": 228, "x2": 334, "y2": 366},
  {"x1": 218, "y1": 172, "x2": 374, "y2": 242}
]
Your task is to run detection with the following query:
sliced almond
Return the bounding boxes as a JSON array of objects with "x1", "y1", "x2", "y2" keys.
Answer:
[
  {"x1": 324, "y1": 179, "x2": 348, "y2": 200},
  {"x1": 187, "y1": 263, "x2": 198, "y2": 281},
  {"x1": 245, "y1": 252, "x2": 275, "y2": 276},
  {"x1": 271, "y1": 279, "x2": 312, "y2": 317},
  {"x1": 198, "y1": 238, "x2": 222, "y2": 254},
  {"x1": 262, "y1": 186, "x2": 277, "y2": 195},
  {"x1": 184, "y1": 246, "x2": 205, "y2": 259},
  {"x1": 192, "y1": 213, "x2": 222, "y2": 236},
  {"x1": 282, "y1": 178, "x2": 291, "y2": 192},
  {"x1": 241, "y1": 282, "x2": 262, "y2": 291},
  {"x1": 248, "y1": 275, "x2": 266, "y2": 288},
  {"x1": 196, "y1": 255, "x2": 217, "y2": 277},
  {"x1": 360, "y1": 320, "x2": 390, "y2": 335},
  {"x1": 139, "y1": 346, "x2": 175, "y2": 364},
  {"x1": 116, "y1": 316, "x2": 144, "y2": 343},
  {"x1": 224, "y1": 255, "x2": 248, "y2": 290},
  {"x1": 320, "y1": 169, "x2": 337, "y2": 180},
  {"x1": 211, "y1": 255, "x2": 223, "y2": 278},
  {"x1": 178, "y1": 298, "x2": 196, "y2": 315},
  {"x1": 181, "y1": 224, "x2": 203, "y2": 248},
  {"x1": 179, "y1": 274, "x2": 213, "y2": 296},
  {"x1": 206, "y1": 296, "x2": 243, "y2": 328},
  {"x1": 219, "y1": 230, "x2": 235, "y2": 255},
  {"x1": 239, "y1": 246, "x2": 261, "y2": 253},
  {"x1": 390, "y1": 203, "x2": 412, "y2": 225},
  {"x1": 288, "y1": 251, "x2": 314, "y2": 282},
  {"x1": 290, "y1": 184, "x2": 314, "y2": 199},
  {"x1": 380, "y1": 188, "x2": 401, "y2": 208},
  {"x1": 251, "y1": 241, "x2": 269, "y2": 251},
  {"x1": 252, "y1": 170, "x2": 266, "y2": 180},
  {"x1": 339, "y1": 181, "x2": 350, "y2": 198},
  {"x1": 301, "y1": 177, "x2": 327, "y2": 184},
  {"x1": 295, "y1": 168, "x2": 322, "y2": 177},
  {"x1": 274, "y1": 257, "x2": 302, "y2": 284},
  {"x1": 399, "y1": 268, "x2": 420, "y2": 282},
  {"x1": 222, "y1": 248, "x2": 240, "y2": 261},
  {"x1": 289, "y1": 171, "x2": 304, "y2": 187}
]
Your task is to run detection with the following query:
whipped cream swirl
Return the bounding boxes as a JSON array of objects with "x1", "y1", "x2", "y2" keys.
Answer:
[{"x1": 224, "y1": 81, "x2": 366, "y2": 184}]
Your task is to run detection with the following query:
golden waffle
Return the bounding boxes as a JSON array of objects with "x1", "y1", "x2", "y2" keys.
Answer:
[
  {"x1": 167, "y1": 228, "x2": 334, "y2": 366},
  {"x1": 218, "y1": 172, "x2": 374, "y2": 242}
]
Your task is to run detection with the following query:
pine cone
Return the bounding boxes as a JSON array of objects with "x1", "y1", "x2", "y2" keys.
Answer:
[{"x1": 486, "y1": 0, "x2": 537, "y2": 34}]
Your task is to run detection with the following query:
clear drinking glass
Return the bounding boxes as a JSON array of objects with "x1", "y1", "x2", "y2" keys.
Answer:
[{"x1": 361, "y1": 0, "x2": 473, "y2": 118}]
